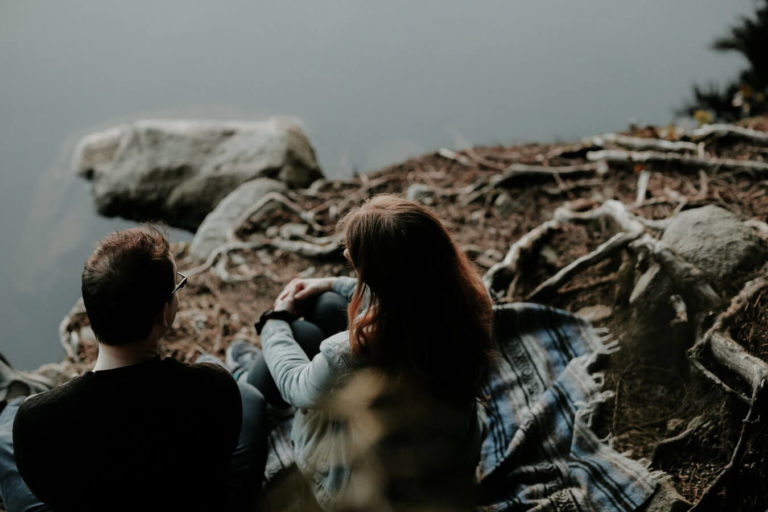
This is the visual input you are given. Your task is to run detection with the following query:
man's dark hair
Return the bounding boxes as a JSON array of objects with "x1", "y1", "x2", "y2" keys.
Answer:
[{"x1": 82, "y1": 225, "x2": 175, "y2": 346}]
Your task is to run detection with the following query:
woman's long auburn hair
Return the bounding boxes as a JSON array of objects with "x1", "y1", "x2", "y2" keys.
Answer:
[{"x1": 339, "y1": 195, "x2": 494, "y2": 409}]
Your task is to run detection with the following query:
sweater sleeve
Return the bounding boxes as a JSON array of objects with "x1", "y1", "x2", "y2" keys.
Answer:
[
  {"x1": 332, "y1": 276, "x2": 357, "y2": 302},
  {"x1": 261, "y1": 319, "x2": 340, "y2": 408}
]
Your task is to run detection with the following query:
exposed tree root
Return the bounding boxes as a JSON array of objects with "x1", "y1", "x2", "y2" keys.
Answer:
[
  {"x1": 587, "y1": 149, "x2": 768, "y2": 174},
  {"x1": 552, "y1": 199, "x2": 647, "y2": 233},
  {"x1": 491, "y1": 163, "x2": 600, "y2": 188},
  {"x1": 628, "y1": 235, "x2": 722, "y2": 314},
  {"x1": 634, "y1": 170, "x2": 651, "y2": 206},
  {"x1": 485, "y1": 199, "x2": 650, "y2": 299},
  {"x1": 484, "y1": 219, "x2": 561, "y2": 298},
  {"x1": 689, "y1": 379, "x2": 768, "y2": 511},
  {"x1": 589, "y1": 133, "x2": 699, "y2": 153},
  {"x1": 436, "y1": 148, "x2": 473, "y2": 167},
  {"x1": 691, "y1": 124, "x2": 768, "y2": 147},
  {"x1": 687, "y1": 266, "x2": 768, "y2": 402},
  {"x1": 228, "y1": 191, "x2": 326, "y2": 240},
  {"x1": 709, "y1": 268, "x2": 768, "y2": 333},
  {"x1": 184, "y1": 240, "x2": 268, "y2": 277},
  {"x1": 526, "y1": 231, "x2": 640, "y2": 302},
  {"x1": 212, "y1": 256, "x2": 281, "y2": 284}
]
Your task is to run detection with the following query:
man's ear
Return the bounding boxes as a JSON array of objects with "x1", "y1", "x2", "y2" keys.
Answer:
[{"x1": 161, "y1": 301, "x2": 173, "y2": 328}]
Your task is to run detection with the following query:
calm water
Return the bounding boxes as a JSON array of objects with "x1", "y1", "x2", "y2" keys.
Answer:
[{"x1": 0, "y1": 0, "x2": 755, "y2": 369}]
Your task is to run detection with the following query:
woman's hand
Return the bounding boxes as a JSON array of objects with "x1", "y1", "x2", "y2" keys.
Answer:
[
  {"x1": 274, "y1": 280, "x2": 298, "y2": 314},
  {"x1": 273, "y1": 290, "x2": 296, "y2": 314},
  {"x1": 292, "y1": 277, "x2": 338, "y2": 301},
  {"x1": 273, "y1": 277, "x2": 337, "y2": 314}
]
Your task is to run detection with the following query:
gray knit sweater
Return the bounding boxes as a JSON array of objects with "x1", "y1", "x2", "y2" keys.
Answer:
[
  {"x1": 261, "y1": 276, "x2": 482, "y2": 510},
  {"x1": 261, "y1": 277, "x2": 360, "y2": 508}
]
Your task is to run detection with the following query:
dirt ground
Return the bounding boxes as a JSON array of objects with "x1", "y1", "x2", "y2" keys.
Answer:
[{"x1": 35, "y1": 117, "x2": 768, "y2": 511}]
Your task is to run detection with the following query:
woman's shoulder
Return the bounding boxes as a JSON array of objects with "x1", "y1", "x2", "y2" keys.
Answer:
[{"x1": 319, "y1": 331, "x2": 358, "y2": 373}]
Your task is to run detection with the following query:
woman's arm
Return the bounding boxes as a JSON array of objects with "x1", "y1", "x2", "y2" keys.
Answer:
[
  {"x1": 331, "y1": 276, "x2": 357, "y2": 303},
  {"x1": 261, "y1": 275, "x2": 356, "y2": 408},
  {"x1": 260, "y1": 319, "x2": 338, "y2": 409}
]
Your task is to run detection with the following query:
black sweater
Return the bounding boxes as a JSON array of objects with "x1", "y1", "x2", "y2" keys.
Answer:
[{"x1": 13, "y1": 357, "x2": 241, "y2": 512}]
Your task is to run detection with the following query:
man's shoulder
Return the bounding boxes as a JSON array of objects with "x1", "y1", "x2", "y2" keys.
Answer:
[
  {"x1": 17, "y1": 359, "x2": 236, "y2": 419},
  {"x1": 16, "y1": 372, "x2": 90, "y2": 420},
  {"x1": 169, "y1": 358, "x2": 237, "y2": 390},
  {"x1": 162, "y1": 359, "x2": 240, "y2": 412}
]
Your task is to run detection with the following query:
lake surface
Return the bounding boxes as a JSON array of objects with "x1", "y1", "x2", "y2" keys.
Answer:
[{"x1": 0, "y1": 0, "x2": 755, "y2": 369}]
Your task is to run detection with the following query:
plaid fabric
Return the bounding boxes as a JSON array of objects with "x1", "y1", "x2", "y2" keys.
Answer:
[
  {"x1": 265, "y1": 415, "x2": 294, "y2": 482},
  {"x1": 479, "y1": 303, "x2": 657, "y2": 511},
  {"x1": 264, "y1": 303, "x2": 658, "y2": 511}
]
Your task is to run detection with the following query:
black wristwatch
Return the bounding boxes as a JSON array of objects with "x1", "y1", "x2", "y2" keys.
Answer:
[{"x1": 254, "y1": 309, "x2": 294, "y2": 335}]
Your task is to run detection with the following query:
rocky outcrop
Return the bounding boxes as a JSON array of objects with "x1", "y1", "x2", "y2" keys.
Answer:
[
  {"x1": 189, "y1": 178, "x2": 286, "y2": 260},
  {"x1": 73, "y1": 117, "x2": 323, "y2": 231}
]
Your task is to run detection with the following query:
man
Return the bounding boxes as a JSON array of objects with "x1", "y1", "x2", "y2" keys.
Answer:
[{"x1": 0, "y1": 226, "x2": 267, "y2": 512}]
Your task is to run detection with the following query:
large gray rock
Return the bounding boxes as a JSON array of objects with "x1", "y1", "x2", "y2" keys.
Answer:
[
  {"x1": 619, "y1": 205, "x2": 767, "y2": 368},
  {"x1": 189, "y1": 178, "x2": 286, "y2": 260},
  {"x1": 73, "y1": 117, "x2": 323, "y2": 231},
  {"x1": 661, "y1": 205, "x2": 768, "y2": 285}
]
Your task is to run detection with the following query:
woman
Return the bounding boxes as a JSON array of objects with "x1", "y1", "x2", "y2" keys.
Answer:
[{"x1": 240, "y1": 195, "x2": 494, "y2": 510}]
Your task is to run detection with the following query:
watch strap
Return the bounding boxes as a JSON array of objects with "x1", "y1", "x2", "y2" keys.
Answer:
[{"x1": 254, "y1": 309, "x2": 294, "y2": 335}]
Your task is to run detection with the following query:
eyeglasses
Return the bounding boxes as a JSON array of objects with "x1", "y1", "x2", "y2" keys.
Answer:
[{"x1": 170, "y1": 272, "x2": 187, "y2": 297}]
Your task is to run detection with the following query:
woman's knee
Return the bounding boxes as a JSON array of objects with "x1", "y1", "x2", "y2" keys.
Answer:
[{"x1": 309, "y1": 291, "x2": 349, "y2": 335}]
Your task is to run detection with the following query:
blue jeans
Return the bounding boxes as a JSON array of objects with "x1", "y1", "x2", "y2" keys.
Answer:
[
  {"x1": 0, "y1": 382, "x2": 268, "y2": 512},
  {"x1": 228, "y1": 381, "x2": 269, "y2": 510},
  {"x1": 0, "y1": 398, "x2": 51, "y2": 512}
]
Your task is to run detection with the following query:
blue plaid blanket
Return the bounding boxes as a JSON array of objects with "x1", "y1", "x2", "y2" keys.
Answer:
[
  {"x1": 264, "y1": 303, "x2": 658, "y2": 511},
  {"x1": 477, "y1": 303, "x2": 657, "y2": 511}
]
